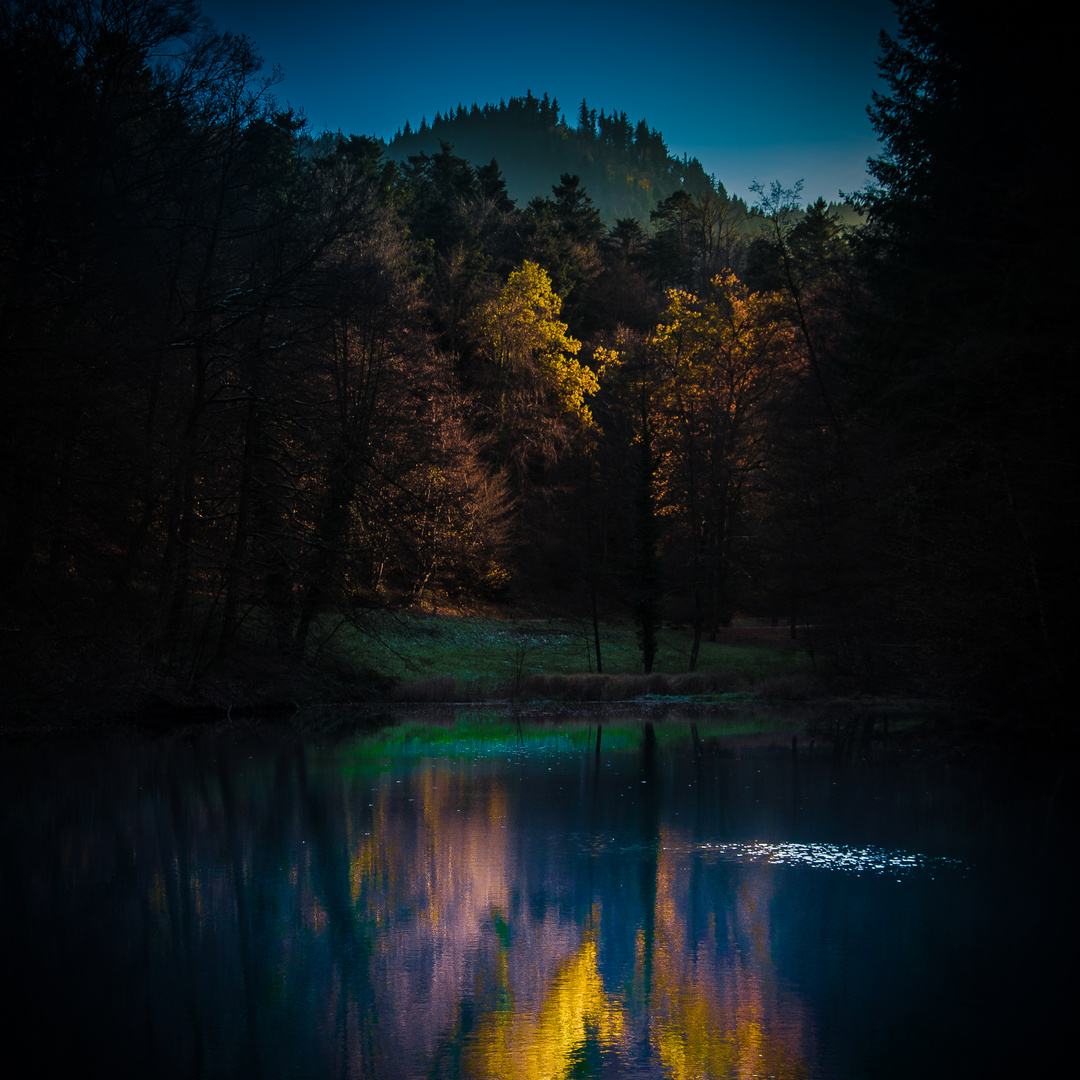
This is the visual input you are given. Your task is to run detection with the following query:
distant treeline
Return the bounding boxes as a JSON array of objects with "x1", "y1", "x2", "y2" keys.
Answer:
[
  {"x1": 386, "y1": 90, "x2": 719, "y2": 224},
  {"x1": 0, "y1": 0, "x2": 1072, "y2": 719}
]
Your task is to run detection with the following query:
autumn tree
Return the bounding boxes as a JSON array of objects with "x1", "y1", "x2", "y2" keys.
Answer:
[
  {"x1": 469, "y1": 260, "x2": 599, "y2": 481},
  {"x1": 651, "y1": 274, "x2": 797, "y2": 667}
]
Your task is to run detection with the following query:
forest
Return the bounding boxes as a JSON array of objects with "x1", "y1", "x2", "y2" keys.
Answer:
[
  {"x1": 385, "y1": 90, "x2": 721, "y2": 224},
  {"x1": 1, "y1": 0, "x2": 1073, "y2": 721}
]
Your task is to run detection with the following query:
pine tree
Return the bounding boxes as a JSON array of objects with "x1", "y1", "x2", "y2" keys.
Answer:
[{"x1": 852, "y1": 0, "x2": 1075, "y2": 708}]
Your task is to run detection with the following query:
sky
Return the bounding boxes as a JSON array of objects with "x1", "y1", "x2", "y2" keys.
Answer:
[{"x1": 198, "y1": 0, "x2": 898, "y2": 206}]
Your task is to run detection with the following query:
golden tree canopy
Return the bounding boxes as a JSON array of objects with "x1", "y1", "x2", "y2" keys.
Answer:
[{"x1": 476, "y1": 260, "x2": 599, "y2": 428}]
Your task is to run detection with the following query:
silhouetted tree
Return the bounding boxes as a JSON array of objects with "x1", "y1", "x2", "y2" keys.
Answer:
[{"x1": 849, "y1": 0, "x2": 1075, "y2": 706}]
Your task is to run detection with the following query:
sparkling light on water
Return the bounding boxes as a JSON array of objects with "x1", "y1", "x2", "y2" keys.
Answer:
[{"x1": 692, "y1": 840, "x2": 962, "y2": 875}]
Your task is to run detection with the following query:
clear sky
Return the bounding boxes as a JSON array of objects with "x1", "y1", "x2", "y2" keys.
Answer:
[{"x1": 199, "y1": 0, "x2": 897, "y2": 206}]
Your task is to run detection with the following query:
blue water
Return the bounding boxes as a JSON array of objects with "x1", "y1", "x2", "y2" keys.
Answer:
[{"x1": 0, "y1": 710, "x2": 1072, "y2": 1077}]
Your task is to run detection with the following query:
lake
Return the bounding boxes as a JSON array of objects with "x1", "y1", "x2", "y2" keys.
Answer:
[{"x1": 0, "y1": 707, "x2": 1072, "y2": 1078}]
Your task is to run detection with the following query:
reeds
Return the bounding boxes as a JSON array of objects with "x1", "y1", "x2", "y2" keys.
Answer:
[
  {"x1": 384, "y1": 669, "x2": 820, "y2": 703},
  {"x1": 388, "y1": 674, "x2": 487, "y2": 702}
]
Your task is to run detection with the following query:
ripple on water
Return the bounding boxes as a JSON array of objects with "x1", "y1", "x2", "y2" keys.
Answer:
[
  {"x1": 569, "y1": 834, "x2": 966, "y2": 875},
  {"x1": 694, "y1": 840, "x2": 966, "y2": 875}
]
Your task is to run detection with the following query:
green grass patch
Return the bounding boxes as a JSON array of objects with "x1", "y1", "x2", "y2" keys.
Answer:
[{"x1": 310, "y1": 612, "x2": 811, "y2": 701}]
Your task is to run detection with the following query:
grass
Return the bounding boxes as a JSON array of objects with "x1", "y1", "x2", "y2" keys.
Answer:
[
  {"x1": 316, "y1": 612, "x2": 814, "y2": 703},
  {"x1": 1, "y1": 575, "x2": 814, "y2": 722}
]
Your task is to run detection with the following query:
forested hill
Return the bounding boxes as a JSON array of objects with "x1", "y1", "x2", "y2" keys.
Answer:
[{"x1": 385, "y1": 91, "x2": 722, "y2": 223}]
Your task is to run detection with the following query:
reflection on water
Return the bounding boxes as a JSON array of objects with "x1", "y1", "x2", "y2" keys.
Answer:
[
  {"x1": 0, "y1": 711, "x2": 1072, "y2": 1078},
  {"x1": 687, "y1": 840, "x2": 961, "y2": 874}
]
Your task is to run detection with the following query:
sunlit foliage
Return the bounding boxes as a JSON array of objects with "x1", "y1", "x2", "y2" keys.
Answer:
[
  {"x1": 475, "y1": 261, "x2": 598, "y2": 428},
  {"x1": 650, "y1": 274, "x2": 798, "y2": 664}
]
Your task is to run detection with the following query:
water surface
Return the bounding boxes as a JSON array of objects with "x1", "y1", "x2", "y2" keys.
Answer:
[{"x1": 1, "y1": 709, "x2": 1071, "y2": 1077}]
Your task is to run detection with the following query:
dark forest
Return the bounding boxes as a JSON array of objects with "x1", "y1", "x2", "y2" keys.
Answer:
[{"x1": 1, "y1": 0, "x2": 1074, "y2": 723}]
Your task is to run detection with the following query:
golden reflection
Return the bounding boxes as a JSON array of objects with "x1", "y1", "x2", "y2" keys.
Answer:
[
  {"x1": 647, "y1": 828, "x2": 810, "y2": 1080},
  {"x1": 342, "y1": 768, "x2": 812, "y2": 1076},
  {"x1": 465, "y1": 930, "x2": 627, "y2": 1080}
]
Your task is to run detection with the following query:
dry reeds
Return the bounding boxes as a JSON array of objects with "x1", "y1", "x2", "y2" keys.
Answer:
[
  {"x1": 387, "y1": 668, "x2": 813, "y2": 704},
  {"x1": 752, "y1": 672, "x2": 824, "y2": 700},
  {"x1": 513, "y1": 670, "x2": 752, "y2": 702},
  {"x1": 388, "y1": 674, "x2": 486, "y2": 702}
]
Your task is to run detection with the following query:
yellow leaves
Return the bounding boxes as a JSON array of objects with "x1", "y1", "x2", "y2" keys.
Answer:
[
  {"x1": 653, "y1": 273, "x2": 794, "y2": 413},
  {"x1": 464, "y1": 935, "x2": 627, "y2": 1080},
  {"x1": 476, "y1": 261, "x2": 599, "y2": 429},
  {"x1": 593, "y1": 345, "x2": 621, "y2": 380},
  {"x1": 647, "y1": 273, "x2": 798, "y2": 521},
  {"x1": 478, "y1": 261, "x2": 570, "y2": 368},
  {"x1": 547, "y1": 348, "x2": 600, "y2": 427}
]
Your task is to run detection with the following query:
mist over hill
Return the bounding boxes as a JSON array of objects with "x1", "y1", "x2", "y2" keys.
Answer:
[{"x1": 385, "y1": 91, "x2": 725, "y2": 224}]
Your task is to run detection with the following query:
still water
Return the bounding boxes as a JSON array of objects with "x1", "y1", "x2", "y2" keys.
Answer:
[{"x1": 1, "y1": 709, "x2": 1072, "y2": 1078}]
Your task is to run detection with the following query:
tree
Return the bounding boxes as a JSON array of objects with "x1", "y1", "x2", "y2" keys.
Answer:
[
  {"x1": 651, "y1": 275, "x2": 797, "y2": 666},
  {"x1": 848, "y1": 0, "x2": 1075, "y2": 706},
  {"x1": 748, "y1": 181, "x2": 850, "y2": 454},
  {"x1": 593, "y1": 331, "x2": 664, "y2": 671},
  {"x1": 646, "y1": 188, "x2": 747, "y2": 291},
  {"x1": 0, "y1": 1, "x2": 281, "y2": 617},
  {"x1": 745, "y1": 197, "x2": 848, "y2": 295},
  {"x1": 523, "y1": 174, "x2": 605, "y2": 336},
  {"x1": 399, "y1": 141, "x2": 479, "y2": 257},
  {"x1": 470, "y1": 260, "x2": 598, "y2": 480},
  {"x1": 592, "y1": 217, "x2": 660, "y2": 333},
  {"x1": 0, "y1": 0, "x2": 521, "y2": 707}
]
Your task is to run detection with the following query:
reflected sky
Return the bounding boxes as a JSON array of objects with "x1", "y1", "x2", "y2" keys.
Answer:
[{"x1": 0, "y1": 713, "x2": 1072, "y2": 1078}]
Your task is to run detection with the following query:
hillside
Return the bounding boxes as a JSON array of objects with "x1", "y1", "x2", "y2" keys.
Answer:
[{"x1": 385, "y1": 91, "x2": 721, "y2": 224}]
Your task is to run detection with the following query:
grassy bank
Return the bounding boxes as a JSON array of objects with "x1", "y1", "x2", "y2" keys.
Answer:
[
  {"x1": 2, "y1": 597, "x2": 817, "y2": 725},
  {"x1": 334, "y1": 612, "x2": 816, "y2": 703}
]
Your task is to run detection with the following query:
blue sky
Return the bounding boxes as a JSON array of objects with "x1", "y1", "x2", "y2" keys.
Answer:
[{"x1": 199, "y1": 0, "x2": 897, "y2": 205}]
